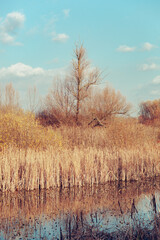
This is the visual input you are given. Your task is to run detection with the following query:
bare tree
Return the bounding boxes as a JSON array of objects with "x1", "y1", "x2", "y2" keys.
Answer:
[
  {"x1": 4, "y1": 83, "x2": 19, "y2": 111},
  {"x1": 44, "y1": 76, "x2": 75, "y2": 123},
  {"x1": 68, "y1": 44, "x2": 102, "y2": 123},
  {"x1": 83, "y1": 85, "x2": 131, "y2": 120},
  {"x1": 27, "y1": 86, "x2": 41, "y2": 113},
  {"x1": 0, "y1": 84, "x2": 2, "y2": 109}
]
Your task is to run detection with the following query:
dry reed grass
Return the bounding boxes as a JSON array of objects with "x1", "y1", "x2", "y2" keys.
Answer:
[
  {"x1": 0, "y1": 115, "x2": 160, "y2": 192},
  {"x1": 0, "y1": 144, "x2": 160, "y2": 192},
  {"x1": 58, "y1": 117, "x2": 158, "y2": 150}
]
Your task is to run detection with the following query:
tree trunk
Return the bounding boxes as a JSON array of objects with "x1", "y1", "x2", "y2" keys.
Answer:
[
  {"x1": 76, "y1": 79, "x2": 80, "y2": 123},
  {"x1": 76, "y1": 58, "x2": 81, "y2": 124}
]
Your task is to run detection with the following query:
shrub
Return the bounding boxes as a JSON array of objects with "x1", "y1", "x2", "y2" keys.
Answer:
[
  {"x1": 139, "y1": 99, "x2": 160, "y2": 124},
  {"x1": 36, "y1": 110, "x2": 60, "y2": 127},
  {"x1": 0, "y1": 109, "x2": 62, "y2": 150}
]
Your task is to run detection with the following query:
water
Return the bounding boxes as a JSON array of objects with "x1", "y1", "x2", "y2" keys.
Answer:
[{"x1": 0, "y1": 180, "x2": 160, "y2": 239}]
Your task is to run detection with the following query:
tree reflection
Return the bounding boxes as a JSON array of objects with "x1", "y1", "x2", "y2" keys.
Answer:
[{"x1": 0, "y1": 181, "x2": 160, "y2": 239}]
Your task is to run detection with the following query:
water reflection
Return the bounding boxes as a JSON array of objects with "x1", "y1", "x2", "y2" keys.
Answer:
[{"x1": 0, "y1": 180, "x2": 160, "y2": 239}]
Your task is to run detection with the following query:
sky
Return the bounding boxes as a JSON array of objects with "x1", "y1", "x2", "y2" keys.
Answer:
[{"x1": 0, "y1": 0, "x2": 160, "y2": 114}]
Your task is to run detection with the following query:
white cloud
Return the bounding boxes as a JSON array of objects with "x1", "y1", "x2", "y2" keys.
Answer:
[
  {"x1": 0, "y1": 12, "x2": 25, "y2": 44},
  {"x1": 142, "y1": 42, "x2": 156, "y2": 51},
  {"x1": 152, "y1": 76, "x2": 160, "y2": 84},
  {"x1": 0, "y1": 32, "x2": 14, "y2": 44},
  {"x1": 0, "y1": 63, "x2": 67, "y2": 86},
  {"x1": 63, "y1": 9, "x2": 70, "y2": 18},
  {"x1": 117, "y1": 45, "x2": 136, "y2": 52},
  {"x1": 52, "y1": 32, "x2": 69, "y2": 42},
  {"x1": 140, "y1": 63, "x2": 160, "y2": 71},
  {"x1": 117, "y1": 42, "x2": 157, "y2": 53},
  {"x1": 0, "y1": 63, "x2": 68, "y2": 108},
  {"x1": 3, "y1": 12, "x2": 25, "y2": 32},
  {"x1": 0, "y1": 63, "x2": 45, "y2": 78}
]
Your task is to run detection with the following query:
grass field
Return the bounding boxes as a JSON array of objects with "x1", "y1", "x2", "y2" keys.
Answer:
[{"x1": 0, "y1": 111, "x2": 160, "y2": 192}]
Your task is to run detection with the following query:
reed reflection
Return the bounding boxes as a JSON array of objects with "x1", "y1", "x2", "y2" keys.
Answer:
[{"x1": 0, "y1": 180, "x2": 160, "y2": 239}]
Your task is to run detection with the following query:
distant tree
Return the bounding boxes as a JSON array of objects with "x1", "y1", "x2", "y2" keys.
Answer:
[
  {"x1": 139, "y1": 99, "x2": 160, "y2": 124},
  {"x1": 4, "y1": 83, "x2": 19, "y2": 111},
  {"x1": 27, "y1": 86, "x2": 41, "y2": 113},
  {"x1": 68, "y1": 43, "x2": 102, "y2": 123},
  {"x1": 82, "y1": 85, "x2": 131, "y2": 120},
  {"x1": 44, "y1": 76, "x2": 75, "y2": 123},
  {"x1": 0, "y1": 84, "x2": 2, "y2": 108}
]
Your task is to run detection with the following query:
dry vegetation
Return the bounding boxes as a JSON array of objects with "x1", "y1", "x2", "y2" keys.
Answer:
[
  {"x1": 0, "y1": 109, "x2": 62, "y2": 151},
  {"x1": 0, "y1": 115, "x2": 160, "y2": 192},
  {"x1": 1, "y1": 45, "x2": 160, "y2": 192}
]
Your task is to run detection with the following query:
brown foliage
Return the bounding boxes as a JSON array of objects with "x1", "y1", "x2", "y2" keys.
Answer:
[
  {"x1": 44, "y1": 82, "x2": 131, "y2": 125},
  {"x1": 44, "y1": 77, "x2": 75, "y2": 124},
  {"x1": 139, "y1": 99, "x2": 160, "y2": 125},
  {"x1": 82, "y1": 85, "x2": 131, "y2": 120},
  {"x1": 37, "y1": 110, "x2": 60, "y2": 127}
]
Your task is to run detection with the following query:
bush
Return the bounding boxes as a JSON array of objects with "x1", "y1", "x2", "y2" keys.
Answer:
[
  {"x1": 36, "y1": 110, "x2": 60, "y2": 127},
  {"x1": 139, "y1": 99, "x2": 160, "y2": 124},
  {"x1": 0, "y1": 109, "x2": 62, "y2": 150}
]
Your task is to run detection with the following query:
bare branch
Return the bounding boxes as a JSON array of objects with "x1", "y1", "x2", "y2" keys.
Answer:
[
  {"x1": 82, "y1": 85, "x2": 131, "y2": 120},
  {"x1": 69, "y1": 43, "x2": 102, "y2": 123}
]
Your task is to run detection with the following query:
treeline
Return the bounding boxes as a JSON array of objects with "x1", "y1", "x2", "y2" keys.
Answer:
[
  {"x1": 0, "y1": 44, "x2": 132, "y2": 127},
  {"x1": 38, "y1": 44, "x2": 160, "y2": 128},
  {"x1": 0, "y1": 44, "x2": 160, "y2": 129},
  {"x1": 40, "y1": 44, "x2": 131, "y2": 126}
]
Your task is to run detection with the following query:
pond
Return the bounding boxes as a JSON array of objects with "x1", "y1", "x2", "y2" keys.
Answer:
[{"x1": 0, "y1": 179, "x2": 160, "y2": 239}]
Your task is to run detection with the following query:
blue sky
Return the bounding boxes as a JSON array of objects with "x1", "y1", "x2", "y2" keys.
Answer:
[{"x1": 0, "y1": 0, "x2": 160, "y2": 113}]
